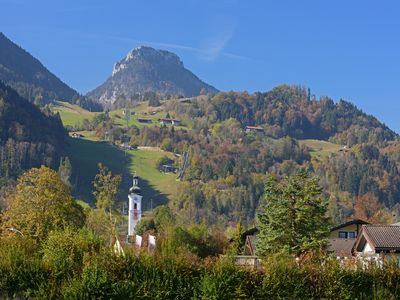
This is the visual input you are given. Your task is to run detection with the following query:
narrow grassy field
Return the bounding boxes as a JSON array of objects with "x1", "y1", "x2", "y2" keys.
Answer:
[
  {"x1": 67, "y1": 137, "x2": 131, "y2": 204},
  {"x1": 53, "y1": 100, "x2": 188, "y2": 130},
  {"x1": 67, "y1": 137, "x2": 179, "y2": 209},
  {"x1": 51, "y1": 101, "x2": 96, "y2": 127},
  {"x1": 299, "y1": 139, "x2": 341, "y2": 158},
  {"x1": 109, "y1": 102, "x2": 187, "y2": 130},
  {"x1": 127, "y1": 148, "x2": 180, "y2": 208}
]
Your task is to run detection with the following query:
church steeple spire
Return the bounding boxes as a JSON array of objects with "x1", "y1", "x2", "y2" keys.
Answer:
[{"x1": 127, "y1": 173, "x2": 143, "y2": 240}]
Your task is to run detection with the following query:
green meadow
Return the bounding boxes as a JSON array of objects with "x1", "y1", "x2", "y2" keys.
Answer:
[
  {"x1": 298, "y1": 139, "x2": 342, "y2": 158},
  {"x1": 51, "y1": 101, "x2": 96, "y2": 127},
  {"x1": 67, "y1": 137, "x2": 179, "y2": 208}
]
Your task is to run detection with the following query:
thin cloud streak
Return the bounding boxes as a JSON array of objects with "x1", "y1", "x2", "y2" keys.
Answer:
[{"x1": 103, "y1": 34, "x2": 253, "y2": 62}]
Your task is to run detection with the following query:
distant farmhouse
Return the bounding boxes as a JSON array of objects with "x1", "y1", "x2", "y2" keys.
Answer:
[
  {"x1": 138, "y1": 118, "x2": 152, "y2": 124},
  {"x1": 71, "y1": 132, "x2": 84, "y2": 138},
  {"x1": 158, "y1": 118, "x2": 181, "y2": 125},
  {"x1": 245, "y1": 125, "x2": 264, "y2": 134},
  {"x1": 160, "y1": 164, "x2": 178, "y2": 173},
  {"x1": 122, "y1": 109, "x2": 135, "y2": 116},
  {"x1": 339, "y1": 145, "x2": 351, "y2": 153}
]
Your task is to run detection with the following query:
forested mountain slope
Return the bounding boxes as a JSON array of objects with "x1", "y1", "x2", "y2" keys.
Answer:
[
  {"x1": 160, "y1": 86, "x2": 399, "y2": 225},
  {"x1": 54, "y1": 84, "x2": 400, "y2": 226},
  {"x1": 167, "y1": 85, "x2": 396, "y2": 144},
  {"x1": 0, "y1": 81, "x2": 66, "y2": 182}
]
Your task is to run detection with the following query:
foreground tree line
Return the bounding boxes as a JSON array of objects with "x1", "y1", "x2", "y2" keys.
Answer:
[{"x1": 1, "y1": 166, "x2": 400, "y2": 298}]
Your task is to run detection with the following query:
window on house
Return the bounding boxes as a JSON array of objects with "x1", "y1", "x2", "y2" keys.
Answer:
[
  {"x1": 348, "y1": 232, "x2": 356, "y2": 238},
  {"x1": 134, "y1": 203, "x2": 137, "y2": 209},
  {"x1": 338, "y1": 231, "x2": 347, "y2": 238}
]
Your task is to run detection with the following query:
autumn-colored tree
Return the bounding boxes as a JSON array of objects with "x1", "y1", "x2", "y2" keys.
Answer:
[
  {"x1": 352, "y1": 192, "x2": 393, "y2": 224},
  {"x1": 1, "y1": 166, "x2": 84, "y2": 243}
]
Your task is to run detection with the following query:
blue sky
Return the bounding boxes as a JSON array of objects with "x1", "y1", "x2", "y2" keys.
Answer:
[{"x1": 1, "y1": 0, "x2": 399, "y2": 132}]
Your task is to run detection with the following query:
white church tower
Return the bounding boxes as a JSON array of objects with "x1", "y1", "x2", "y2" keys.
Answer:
[{"x1": 127, "y1": 174, "x2": 142, "y2": 240}]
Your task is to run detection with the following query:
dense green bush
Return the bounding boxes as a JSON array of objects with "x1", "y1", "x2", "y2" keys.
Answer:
[
  {"x1": 42, "y1": 227, "x2": 102, "y2": 280},
  {"x1": 0, "y1": 237, "x2": 47, "y2": 298},
  {"x1": 2, "y1": 233, "x2": 400, "y2": 299}
]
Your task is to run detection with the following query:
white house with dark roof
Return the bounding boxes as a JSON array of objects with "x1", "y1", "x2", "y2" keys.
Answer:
[{"x1": 353, "y1": 225, "x2": 400, "y2": 265}]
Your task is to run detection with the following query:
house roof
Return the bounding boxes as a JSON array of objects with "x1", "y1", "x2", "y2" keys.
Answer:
[
  {"x1": 354, "y1": 225, "x2": 400, "y2": 252},
  {"x1": 246, "y1": 125, "x2": 263, "y2": 130},
  {"x1": 330, "y1": 219, "x2": 369, "y2": 232},
  {"x1": 158, "y1": 118, "x2": 180, "y2": 121},
  {"x1": 241, "y1": 227, "x2": 259, "y2": 239},
  {"x1": 327, "y1": 238, "x2": 356, "y2": 257}
]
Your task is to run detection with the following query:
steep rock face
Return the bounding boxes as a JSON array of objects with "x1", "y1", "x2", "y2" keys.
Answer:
[
  {"x1": 87, "y1": 46, "x2": 218, "y2": 105},
  {"x1": 0, "y1": 32, "x2": 78, "y2": 103}
]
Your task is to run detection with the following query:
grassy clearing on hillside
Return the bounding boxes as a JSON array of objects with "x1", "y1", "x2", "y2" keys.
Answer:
[
  {"x1": 110, "y1": 102, "x2": 187, "y2": 130},
  {"x1": 299, "y1": 139, "x2": 341, "y2": 158},
  {"x1": 52, "y1": 101, "x2": 96, "y2": 127},
  {"x1": 67, "y1": 137, "x2": 130, "y2": 205},
  {"x1": 54, "y1": 100, "x2": 188, "y2": 130},
  {"x1": 67, "y1": 137, "x2": 178, "y2": 209},
  {"x1": 127, "y1": 148, "x2": 180, "y2": 208}
]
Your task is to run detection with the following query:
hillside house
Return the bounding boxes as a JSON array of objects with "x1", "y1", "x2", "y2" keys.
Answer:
[
  {"x1": 160, "y1": 164, "x2": 178, "y2": 173},
  {"x1": 71, "y1": 132, "x2": 84, "y2": 138},
  {"x1": 138, "y1": 118, "x2": 152, "y2": 123},
  {"x1": 158, "y1": 118, "x2": 181, "y2": 125},
  {"x1": 328, "y1": 219, "x2": 369, "y2": 259},
  {"x1": 245, "y1": 126, "x2": 264, "y2": 134},
  {"x1": 339, "y1": 145, "x2": 351, "y2": 153},
  {"x1": 353, "y1": 225, "x2": 400, "y2": 265}
]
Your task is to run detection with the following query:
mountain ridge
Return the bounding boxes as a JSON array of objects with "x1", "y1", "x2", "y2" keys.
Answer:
[
  {"x1": 0, "y1": 32, "x2": 79, "y2": 104},
  {"x1": 87, "y1": 46, "x2": 218, "y2": 106}
]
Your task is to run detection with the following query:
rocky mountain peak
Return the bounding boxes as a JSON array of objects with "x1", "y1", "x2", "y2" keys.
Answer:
[
  {"x1": 88, "y1": 45, "x2": 218, "y2": 105},
  {"x1": 112, "y1": 46, "x2": 183, "y2": 77}
]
